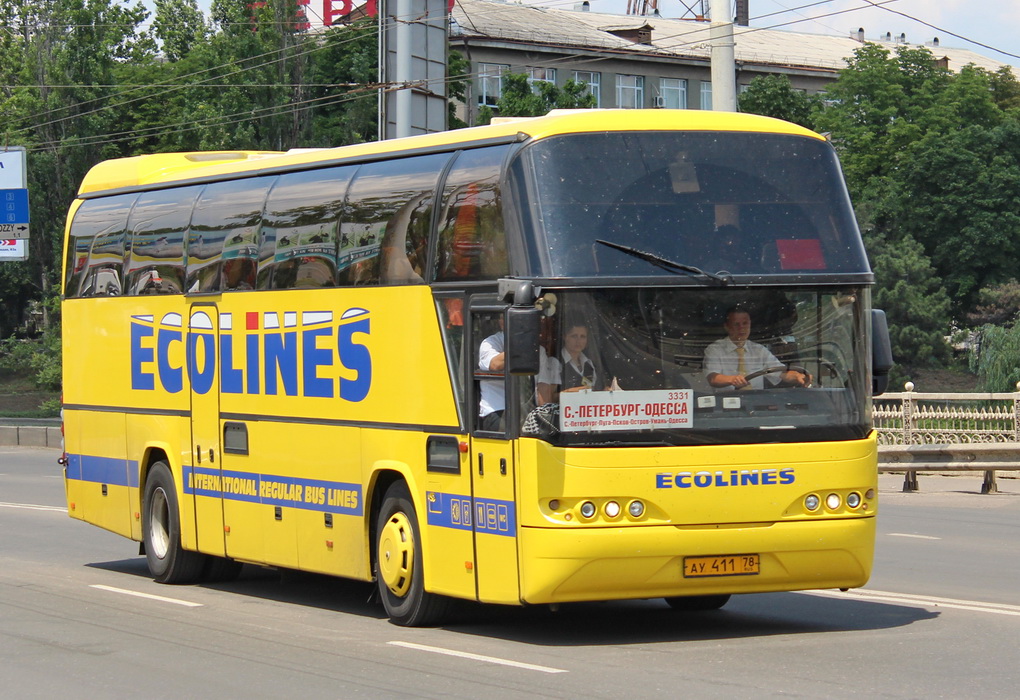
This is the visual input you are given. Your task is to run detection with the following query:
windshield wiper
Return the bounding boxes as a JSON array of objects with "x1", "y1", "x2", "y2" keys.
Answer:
[{"x1": 595, "y1": 239, "x2": 730, "y2": 285}]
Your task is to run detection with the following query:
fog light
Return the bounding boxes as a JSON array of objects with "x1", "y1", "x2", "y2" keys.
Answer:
[
  {"x1": 846, "y1": 492, "x2": 862, "y2": 508},
  {"x1": 579, "y1": 501, "x2": 596, "y2": 518},
  {"x1": 628, "y1": 500, "x2": 645, "y2": 517},
  {"x1": 604, "y1": 501, "x2": 621, "y2": 518},
  {"x1": 549, "y1": 499, "x2": 560, "y2": 511},
  {"x1": 865, "y1": 488, "x2": 875, "y2": 500},
  {"x1": 825, "y1": 493, "x2": 841, "y2": 510},
  {"x1": 805, "y1": 494, "x2": 820, "y2": 511}
]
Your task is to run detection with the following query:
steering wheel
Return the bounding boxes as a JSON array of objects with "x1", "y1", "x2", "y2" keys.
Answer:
[{"x1": 743, "y1": 365, "x2": 811, "y2": 386}]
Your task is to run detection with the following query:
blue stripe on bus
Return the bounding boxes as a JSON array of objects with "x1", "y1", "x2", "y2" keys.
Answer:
[
  {"x1": 425, "y1": 491, "x2": 516, "y2": 537},
  {"x1": 65, "y1": 453, "x2": 139, "y2": 488},
  {"x1": 183, "y1": 465, "x2": 362, "y2": 516}
]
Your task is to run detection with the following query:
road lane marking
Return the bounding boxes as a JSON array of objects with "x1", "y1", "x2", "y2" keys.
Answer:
[
  {"x1": 888, "y1": 533, "x2": 941, "y2": 540},
  {"x1": 388, "y1": 641, "x2": 568, "y2": 674},
  {"x1": 89, "y1": 584, "x2": 203, "y2": 608},
  {"x1": 803, "y1": 589, "x2": 1020, "y2": 617},
  {"x1": 0, "y1": 501, "x2": 66, "y2": 512}
]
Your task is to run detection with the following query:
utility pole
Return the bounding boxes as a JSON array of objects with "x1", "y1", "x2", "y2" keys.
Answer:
[{"x1": 709, "y1": 0, "x2": 737, "y2": 111}]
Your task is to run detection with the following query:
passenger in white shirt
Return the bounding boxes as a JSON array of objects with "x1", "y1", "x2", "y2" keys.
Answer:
[{"x1": 704, "y1": 308, "x2": 810, "y2": 391}]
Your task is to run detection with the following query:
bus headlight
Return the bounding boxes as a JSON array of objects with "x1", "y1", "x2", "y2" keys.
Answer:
[
  {"x1": 825, "y1": 493, "x2": 842, "y2": 510},
  {"x1": 628, "y1": 500, "x2": 645, "y2": 518},
  {"x1": 604, "y1": 501, "x2": 621, "y2": 518},
  {"x1": 846, "y1": 492, "x2": 862, "y2": 509},
  {"x1": 579, "y1": 501, "x2": 596, "y2": 519},
  {"x1": 805, "y1": 494, "x2": 820, "y2": 511}
]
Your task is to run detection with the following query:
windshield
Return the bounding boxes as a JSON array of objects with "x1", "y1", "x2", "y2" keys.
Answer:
[
  {"x1": 516, "y1": 287, "x2": 871, "y2": 446},
  {"x1": 511, "y1": 131, "x2": 869, "y2": 278}
]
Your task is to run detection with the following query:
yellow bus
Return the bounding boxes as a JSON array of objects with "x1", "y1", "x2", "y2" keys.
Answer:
[{"x1": 62, "y1": 109, "x2": 892, "y2": 625}]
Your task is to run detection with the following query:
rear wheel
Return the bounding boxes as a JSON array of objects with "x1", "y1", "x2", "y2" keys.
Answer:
[
  {"x1": 664, "y1": 594, "x2": 731, "y2": 611},
  {"x1": 143, "y1": 461, "x2": 206, "y2": 584},
  {"x1": 375, "y1": 481, "x2": 449, "y2": 626}
]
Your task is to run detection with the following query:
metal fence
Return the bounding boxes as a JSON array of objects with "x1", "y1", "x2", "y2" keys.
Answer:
[{"x1": 874, "y1": 383, "x2": 1020, "y2": 493}]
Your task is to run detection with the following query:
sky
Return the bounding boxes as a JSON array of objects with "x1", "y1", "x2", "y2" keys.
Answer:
[{"x1": 169, "y1": 0, "x2": 1020, "y2": 67}]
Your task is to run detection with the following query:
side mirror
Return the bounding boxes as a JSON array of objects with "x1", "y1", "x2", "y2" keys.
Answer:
[
  {"x1": 505, "y1": 305, "x2": 542, "y2": 375},
  {"x1": 871, "y1": 309, "x2": 893, "y2": 396}
]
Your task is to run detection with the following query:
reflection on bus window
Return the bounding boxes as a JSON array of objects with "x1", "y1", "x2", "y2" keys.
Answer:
[
  {"x1": 125, "y1": 187, "x2": 200, "y2": 295},
  {"x1": 188, "y1": 178, "x2": 275, "y2": 293},
  {"x1": 341, "y1": 154, "x2": 447, "y2": 286},
  {"x1": 260, "y1": 167, "x2": 353, "y2": 290},
  {"x1": 67, "y1": 194, "x2": 136, "y2": 298},
  {"x1": 435, "y1": 146, "x2": 509, "y2": 282}
]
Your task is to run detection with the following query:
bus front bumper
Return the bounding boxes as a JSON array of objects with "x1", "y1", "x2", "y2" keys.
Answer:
[{"x1": 518, "y1": 517, "x2": 875, "y2": 605}]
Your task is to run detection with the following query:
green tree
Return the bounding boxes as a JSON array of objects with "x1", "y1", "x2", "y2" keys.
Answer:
[
  {"x1": 880, "y1": 119, "x2": 1020, "y2": 311},
  {"x1": 867, "y1": 231, "x2": 952, "y2": 375},
  {"x1": 489, "y1": 72, "x2": 596, "y2": 120},
  {"x1": 153, "y1": 0, "x2": 208, "y2": 61},
  {"x1": 970, "y1": 322, "x2": 1020, "y2": 391},
  {"x1": 737, "y1": 74, "x2": 816, "y2": 127}
]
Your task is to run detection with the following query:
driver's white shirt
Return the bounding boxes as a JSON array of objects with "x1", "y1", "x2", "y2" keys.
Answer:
[{"x1": 703, "y1": 337, "x2": 782, "y2": 391}]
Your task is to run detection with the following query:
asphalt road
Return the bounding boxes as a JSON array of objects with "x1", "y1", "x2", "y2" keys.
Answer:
[{"x1": 3, "y1": 446, "x2": 1019, "y2": 699}]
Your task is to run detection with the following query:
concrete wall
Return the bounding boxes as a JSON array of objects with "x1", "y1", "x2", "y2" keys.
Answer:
[{"x1": 0, "y1": 424, "x2": 61, "y2": 448}]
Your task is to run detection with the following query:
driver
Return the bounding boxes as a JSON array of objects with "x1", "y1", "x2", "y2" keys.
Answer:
[{"x1": 704, "y1": 307, "x2": 810, "y2": 391}]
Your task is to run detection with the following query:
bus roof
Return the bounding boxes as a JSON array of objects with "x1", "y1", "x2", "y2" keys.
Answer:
[{"x1": 77, "y1": 109, "x2": 823, "y2": 196}]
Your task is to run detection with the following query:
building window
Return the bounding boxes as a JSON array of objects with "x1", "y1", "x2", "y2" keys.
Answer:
[
  {"x1": 700, "y1": 80, "x2": 712, "y2": 110},
  {"x1": 526, "y1": 67, "x2": 557, "y2": 93},
  {"x1": 573, "y1": 71, "x2": 601, "y2": 107},
  {"x1": 479, "y1": 63, "x2": 509, "y2": 107},
  {"x1": 616, "y1": 74, "x2": 644, "y2": 109},
  {"x1": 659, "y1": 78, "x2": 687, "y2": 109}
]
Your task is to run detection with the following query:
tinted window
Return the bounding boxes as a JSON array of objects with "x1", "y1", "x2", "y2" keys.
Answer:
[
  {"x1": 340, "y1": 154, "x2": 448, "y2": 286},
  {"x1": 124, "y1": 187, "x2": 201, "y2": 295},
  {"x1": 66, "y1": 194, "x2": 137, "y2": 298},
  {"x1": 513, "y1": 132, "x2": 869, "y2": 277},
  {"x1": 187, "y1": 178, "x2": 275, "y2": 293},
  {"x1": 434, "y1": 146, "x2": 509, "y2": 282},
  {"x1": 259, "y1": 167, "x2": 355, "y2": 290}
]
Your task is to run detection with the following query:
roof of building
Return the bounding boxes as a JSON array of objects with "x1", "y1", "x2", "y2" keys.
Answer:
[{"x1": 450, "y1": 0, "x2": 1006, "y2": 75}]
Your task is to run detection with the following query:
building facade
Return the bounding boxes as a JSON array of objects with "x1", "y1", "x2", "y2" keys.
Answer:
[{"x1": 449, "y1": 0, "x2": 1005, "y2": 124}]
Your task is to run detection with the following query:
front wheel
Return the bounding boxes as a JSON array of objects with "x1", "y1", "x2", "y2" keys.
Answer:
[
  {"x1": 143, "y1": 461, "x2": 206, "y2": 584},
  {"x1": 664, "y1": 594, "x2": 731, "y2": 611},
  {"x1": 375, "y1": 481, "x2": 449, "y2": 626}
]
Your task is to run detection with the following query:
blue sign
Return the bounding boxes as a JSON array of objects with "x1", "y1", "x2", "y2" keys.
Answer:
[{"x1": 1, "y1": 189, "x2": 29, "y2": 224}]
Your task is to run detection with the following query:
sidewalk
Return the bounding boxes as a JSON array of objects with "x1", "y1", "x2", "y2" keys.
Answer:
[{"x1": 879, "y1": 472, "x2": 1020, "y2": 503}]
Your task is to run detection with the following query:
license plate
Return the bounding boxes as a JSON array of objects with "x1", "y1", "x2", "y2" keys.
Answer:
[{"x1": 683, "y1": 554, "x2": 760, "y2": 578}]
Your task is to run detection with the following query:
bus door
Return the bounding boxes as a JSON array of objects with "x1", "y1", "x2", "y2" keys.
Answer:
[
  {"x1": 468, "y1": 305, "x2": 521, "y2": 604},
  {"x1": 187, "y1": 304, "x2": 228, "y2": 557}
]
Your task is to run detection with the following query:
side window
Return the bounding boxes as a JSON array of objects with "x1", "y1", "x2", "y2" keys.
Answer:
[
  {"x1": 436, "y1": 295, "x2": 466, "y2": 425},
  {"x1": 340, "y1": 153, "x2": 448, "y2": 286},
  {"x1": 66, "y1": 194, "x2": 137, "y2": 298},
  {"x1": 124, "y1": 186, "x2": 201, "y2": 295},
  {"x1": 259, "y1": 167, "x2": 354, "y2": 290},
  {"x1": 473, "y1": 309, "x2": 506, "y2": 433},
  {"x1": 434, "y1": 146, "x2": 509, "y2": 282},
  {"x1": 187, "y1": 178, "x2": 275, "y2": 293}
]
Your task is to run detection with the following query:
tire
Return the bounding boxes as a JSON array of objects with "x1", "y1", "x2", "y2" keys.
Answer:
[
  {"x1": 143, "y1": 461, "x2": 207, "y2": 584},
  {"x1": 664, "y1": 594, "x2": 731, "y2": 611},
  {"x1": 375, "y1": 481, "x2": 449, "y2": 626},
  {"x1": 202, "y1": 555, "x2": 243, "y2": 583}
]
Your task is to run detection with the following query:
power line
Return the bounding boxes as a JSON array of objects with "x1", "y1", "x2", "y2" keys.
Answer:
[{"x1": 861, "y1": 0, "x2": 1020, "y2": 61}]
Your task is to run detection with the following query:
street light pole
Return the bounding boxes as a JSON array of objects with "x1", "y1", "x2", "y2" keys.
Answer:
[{"x1": 710, "y1": 0, "x2": 737, "y2": 111}]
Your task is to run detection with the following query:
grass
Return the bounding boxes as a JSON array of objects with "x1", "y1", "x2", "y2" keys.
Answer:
[{"x1": 0, "y1": 370, "x2": 60, "y2": 418}]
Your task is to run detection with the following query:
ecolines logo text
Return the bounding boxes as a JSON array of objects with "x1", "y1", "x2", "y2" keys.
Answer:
[
  {"x1": 130, "y1": 309, "x2": 371, "y2": 400},
  {"x1": 656, "y1": 468, "x2": 796, "y2": 489}
]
